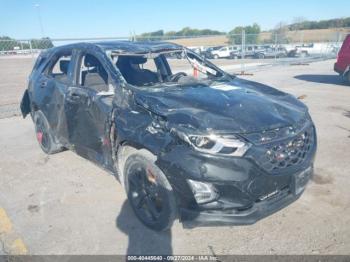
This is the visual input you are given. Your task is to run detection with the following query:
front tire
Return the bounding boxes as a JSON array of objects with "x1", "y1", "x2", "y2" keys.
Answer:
[
  {"x1": 346, "y1": 72, "x2": 350, "y2": 86},
  {"x1": 122, "y1": 148, "x2": 177, "y2": 231},
  {"x1": 33, "y1": 110, "x2": 63, "y2": 154},
  {"x1": 213, "y1": 54, "x2": 219, "y2": 59}
]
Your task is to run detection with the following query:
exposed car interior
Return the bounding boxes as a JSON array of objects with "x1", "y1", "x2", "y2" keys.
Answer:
[
  {"x1": 116, "y1": 56, "x2": 159, "y2": 86},
  {"x1": 112, "y1": 50, "x2": 223, "y2": 87},
  {"x1": 47, "y1": 53, "x2": 72, "y2": 83},
  {"x1": 79, "y1": 54, "x2": 109, "y2": 92}
]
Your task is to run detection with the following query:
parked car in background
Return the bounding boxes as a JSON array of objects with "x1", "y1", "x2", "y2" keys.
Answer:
[
  {"x1": 201, "y1": 46, "x2": 224, "y2": 59},
  {"x1": 295, "y1": 43, "x2": 337, "y2": 57},
  {"x1": 334, "y1": 34, "x2": 350, "y2": 84},
  {"x1": 230, "y1": 45, "x2": 268, "y2": 59},
  {"x1": 188, "y1": 46, "x2": 201, "y2": 54},
  {"x1": 283, "y1": 44, "x2": 298, "y2": 57},
  {"x1": 211, "y1": 45, "x2": 239, "y2": 59},
  {"x1": 254, "y1": 47, "x2": 287, "y2": 59},
  {"x1": 20, "y1": 41, "x2": 317, "y2": 231}
]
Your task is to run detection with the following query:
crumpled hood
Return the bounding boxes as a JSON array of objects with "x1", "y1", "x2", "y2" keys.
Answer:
[{"x1": 134, "y1": 78, "x2": 308, "y2": 134}]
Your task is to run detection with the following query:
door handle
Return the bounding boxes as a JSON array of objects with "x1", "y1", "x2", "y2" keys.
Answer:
[
  {"x1": 67, "y1": 93, "x2": 81, "y2": 103},
  {"x1": 40, "y1": 81, "x2": 47, "y2": 88},
  {"x1": 67, "y1": 89, "x2": 90, "y2": 105},
  {"x1": 70, "y1": 92, "x2": 81, "y2": 98}
]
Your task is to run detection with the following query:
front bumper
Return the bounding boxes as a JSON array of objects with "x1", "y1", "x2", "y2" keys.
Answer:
[
  {"x1": 157, "y1": 122, "x2": 316, "y2": 227},
  {"x1": 181, "y1": 190, "x2": 300, "y2": 228},
  {"x1": 334, "y1": 62, "x2": 343, "y2": 75},
  {"x1": 181, "y1": 166, "x2": 313, "y2": 228}
]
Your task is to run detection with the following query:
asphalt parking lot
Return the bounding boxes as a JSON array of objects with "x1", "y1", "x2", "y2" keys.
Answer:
[
  {"x1": 0, "y1": 59, "x2": 350, "y2": 255},
  {"x1": 0, "y1": 55, "x2": 274, "y2": 118}
]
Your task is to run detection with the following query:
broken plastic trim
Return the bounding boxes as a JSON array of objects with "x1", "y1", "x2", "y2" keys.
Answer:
[
  {"x1": 184, "y1": 50, "x2": 218, "y2": 76},
  {"x1": 187, "y1": 179, "x2": 219, "y2": 204},
  {"x1": 182, "y1": 48, "x2": 232, "y2": 80},
  {"x1": 20, "y1": 89, "x2": 31, "y2": 118}
]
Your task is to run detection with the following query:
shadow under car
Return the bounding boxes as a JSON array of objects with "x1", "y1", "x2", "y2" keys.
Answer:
[{"x1": 294, "y1": 74, "x2": 348, "y2": 86}]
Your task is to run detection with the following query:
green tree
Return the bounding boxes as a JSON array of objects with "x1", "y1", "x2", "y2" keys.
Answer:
[
  {"x1": 0, "y1": 36, "x2": 32, "y2": 51},
  {"x1": 272, "y1": 22, "x2": 290, "y2": 44},
  {"x1": 30, "y1": 37, "x2": 54, "y2": 49},
  {"x1": 138, "y1": 27, "x2": 225, "y2": 41},
  {"x1": 164, "y1": 31, "x2": 177, "y2": 38},
  {"x1": 139, "y1": 30, "x2": 164, "y2": 40},
  {"x1": 0, "y1": 36, "x2": 17, "y2": 51},
  {"x1": 228, "y1": 23, "x2": 261, "y2": 44},
  {"x1": 289, "y1": 17, "x2": 350, "y2": 30}
]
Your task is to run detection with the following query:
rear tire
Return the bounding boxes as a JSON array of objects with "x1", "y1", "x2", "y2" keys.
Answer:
[
  {"x1": 122, "y1": 148, "x2": 177, "y2": 231},
  {"x1": 33, "y1": 110, "x2": 63, "y2": 154}
]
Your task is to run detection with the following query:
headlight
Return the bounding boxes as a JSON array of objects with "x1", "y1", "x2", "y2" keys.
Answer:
[
  {"x1": 187, "y1": 134, "x2": 250, "y2": 156},
  {"x1": 187, "y1": 179, "x2": 219, "y2": 204}
]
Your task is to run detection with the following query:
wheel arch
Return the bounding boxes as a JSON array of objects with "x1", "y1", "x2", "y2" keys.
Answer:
[
  {"x1": 113, "y1": 140, "x2": 158, "y2": 188},
  {"x1": 342, "y1": 65, "x2": 350, "y2": 77}
]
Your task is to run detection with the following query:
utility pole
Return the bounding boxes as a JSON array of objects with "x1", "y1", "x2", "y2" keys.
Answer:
[
  {"x1": 241, "y1": 29, "x2": 245, "y2": 74},
  {"x1": 34, "y1": 4, "x2": 45, "y2": 37}
]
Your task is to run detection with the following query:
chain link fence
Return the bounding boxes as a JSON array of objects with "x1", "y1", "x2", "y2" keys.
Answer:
[
  {"x1": 0, "y1": 30, "x2": 349, "y2": 118},
  {"x1": 0, "y1": 30, "x2": 347, "y2": 60},
  {"x1": 0, "y1": 37, "x2": 132, "y2": 56}
]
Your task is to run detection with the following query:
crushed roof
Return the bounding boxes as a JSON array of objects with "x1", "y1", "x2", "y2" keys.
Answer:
[
  {"x1": 49, "y1": 41, "x2": 183, "y2": 55},
  {"x1": 96, "y1": 41, "x2": 182, "y2": 53}
]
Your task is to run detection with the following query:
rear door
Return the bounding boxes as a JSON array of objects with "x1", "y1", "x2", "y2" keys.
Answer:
[
  {"x1": 34, "y1": 48, "x2": 75, "y2": 145},
  {"x1": 64, "y1": 50, "x2": 113, "y2": 163}
]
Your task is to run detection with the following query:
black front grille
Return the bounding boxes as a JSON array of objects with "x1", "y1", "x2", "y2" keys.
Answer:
[{"x1": 257, "y1": 126, "x2": 315, "y2": 172}]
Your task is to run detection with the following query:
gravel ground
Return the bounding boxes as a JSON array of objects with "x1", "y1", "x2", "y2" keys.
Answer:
[{"x1": 0, "y1": 60, "x2": 349, "y2": 255}]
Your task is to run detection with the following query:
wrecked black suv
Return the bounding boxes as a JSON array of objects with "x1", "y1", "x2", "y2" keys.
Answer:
[{"x1": 21, "y1": 41, "x2": 317, "y2": 231}]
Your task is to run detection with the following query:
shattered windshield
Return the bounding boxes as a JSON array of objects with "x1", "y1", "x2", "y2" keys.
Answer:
[{"x1": 108, "y1": 49, "x2": 226, "y2": 87}]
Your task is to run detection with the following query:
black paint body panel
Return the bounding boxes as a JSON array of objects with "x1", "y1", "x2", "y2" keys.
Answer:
[{"x1": 21, "y1": 41, "x2": 317, "y2": 227}]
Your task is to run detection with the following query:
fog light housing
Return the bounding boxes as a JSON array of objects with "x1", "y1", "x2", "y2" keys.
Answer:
[{"x1": 187, "y1": 179, "x2": 219, "y2": 204}]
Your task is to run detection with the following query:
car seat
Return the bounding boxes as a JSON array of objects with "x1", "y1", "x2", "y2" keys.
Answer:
[{"x1": 116, "y1": 56, "x2": 158, "y2": 86}]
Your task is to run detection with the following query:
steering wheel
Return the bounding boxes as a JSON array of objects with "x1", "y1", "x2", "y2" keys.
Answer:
[{"x1": 169, "y1": 72, "x2": 187, "y2": 82}]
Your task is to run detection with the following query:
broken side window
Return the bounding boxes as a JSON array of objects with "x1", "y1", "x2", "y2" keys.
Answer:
[
  {"x1": 114, "y1": 55, "x2": 159, "y2": 87},
  {"x1": 31, "y1": 54, "x2": 47, "y2": 74},
  {"x1": 108, "y1": 49, "x2": 225, "y2": 87},
  {"x1": 78, "y1": 53, "x2": 110, "y2": 93},
  {"x1": 46, "y1": 51, "x2": 72, "y2": 84}
]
